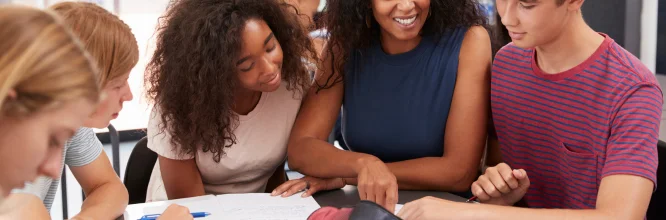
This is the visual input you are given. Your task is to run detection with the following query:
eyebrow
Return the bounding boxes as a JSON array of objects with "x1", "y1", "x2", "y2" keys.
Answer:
[{"x1": 236, "y1": 33, "x2": 275, "y2": 66}]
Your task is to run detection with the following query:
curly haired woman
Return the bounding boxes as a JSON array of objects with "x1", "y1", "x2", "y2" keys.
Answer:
[
  {"x1": 143, "y1": 0, "x2": 317, "y2": 202},
  {"x1": 278, "y1": 0, "x2": 494, "y2": 212}
]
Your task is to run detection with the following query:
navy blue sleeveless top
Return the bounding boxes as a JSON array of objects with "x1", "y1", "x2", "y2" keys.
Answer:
[{"x1": 342, "y1": 27, "x2": 467, "y2": 163}]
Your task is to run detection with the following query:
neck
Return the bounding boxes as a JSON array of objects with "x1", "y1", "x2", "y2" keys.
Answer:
[
  {"x1": 233, "y1": 88, "x2": 261, "y2": 116},
  {"x1": 379, "y1": 31, "x2": 422, "y2": 55},
  {"x1": 535, "y1": 12, "x2": 605, "y2": 74}
]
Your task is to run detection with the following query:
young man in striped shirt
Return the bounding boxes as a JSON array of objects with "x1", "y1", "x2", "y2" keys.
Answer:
[{"x1": 397, "y1": 0, "x2": 661, "y2": 219}]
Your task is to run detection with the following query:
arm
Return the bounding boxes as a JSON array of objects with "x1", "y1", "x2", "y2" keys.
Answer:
[
  {"x1": 456, "y1": 175, "x2": 652, "y2": 220},
  {"x1": 485, "y1": 118, "x2": 502, "y2": 167},
  {"x1": 287, "y1": 42, "x2": 380, "y2": 178},
  {"x1": 0, "y1": 193, "x2": 50, "y2": 220},
  {"x1": 70, "y1": 151, "x2": 128, "y2": 220},
  {"x1": 159, "y1": 156, "x2": 205, "y2": 199},
  {"x1": 382, "y1": 26, "x2": 491, "y2": 191},
  {"x1": 335, "y1": 26, "x2": 493, "y2": 192}
]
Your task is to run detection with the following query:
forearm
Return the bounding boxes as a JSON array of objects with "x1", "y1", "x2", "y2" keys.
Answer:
[
  {"x1": 386, "y1": 157, "x2": 477, "y2": 191},
  {"x1": 74, "y1": 182, "x2": 128, "y2": 220},
  {"x1": 342, "y1": 157, "x2": 477, "y2": 192},
  {"x1": 288, "y1": 137, "x2": 378, "y2": 178},
  {"x1": 0, "y1": 194, "x2": 50, "y2": 220},
  {"x1": 459, "y1": 203, "x2": 618, "y2": 220}
]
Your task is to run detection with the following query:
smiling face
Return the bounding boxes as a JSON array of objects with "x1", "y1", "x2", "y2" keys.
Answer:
[
  {"x1": 235, "y1": 19, "x2": 284, "y2": 93},
  {"x1": 371, "y1": 0, "x2": 430, "y2": 42},
  {"x1": 0, "y1": 98, "x2": 94, "y2": 197},
  {"x1": 496, "y1": 0, "x2": 572, "y2": 49}
]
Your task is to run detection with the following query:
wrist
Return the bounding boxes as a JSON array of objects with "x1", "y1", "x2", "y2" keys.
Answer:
[{"x1": 353, "y1": 155, "x2": 380, "y2": 174}]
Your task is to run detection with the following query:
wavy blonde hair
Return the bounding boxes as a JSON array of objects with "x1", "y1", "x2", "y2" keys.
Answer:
[
  {"x1": 0, "y1": 5, "x2": 100, "y2": 116},
  {"x1": 50, "y1": 2, "x2": 139, "y2": 87}
]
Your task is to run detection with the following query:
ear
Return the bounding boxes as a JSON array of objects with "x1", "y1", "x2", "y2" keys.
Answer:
[{"x1": 567, "y1": 0, "x2": 585, "y2": 11}]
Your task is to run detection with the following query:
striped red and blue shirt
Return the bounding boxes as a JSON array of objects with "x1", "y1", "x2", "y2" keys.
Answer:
[{"x1": 491, "y1": 34, "x2": 662, "y2": 209}]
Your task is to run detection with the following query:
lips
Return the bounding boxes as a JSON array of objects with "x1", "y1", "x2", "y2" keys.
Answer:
[
  {"x1": 508, "y1": 31, "x2": 526, "y2": 40},
  {"x1": 394, "y1": 15, "x2": 417, "y2": 26}
]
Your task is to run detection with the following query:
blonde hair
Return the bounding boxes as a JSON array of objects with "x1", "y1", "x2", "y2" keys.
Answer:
[
  {"x1": 50, "y1": 2, "x2": 139, "y2": 87},
  {"x1": 0, "y1": 5, "x2": 100, "y2": 116}
]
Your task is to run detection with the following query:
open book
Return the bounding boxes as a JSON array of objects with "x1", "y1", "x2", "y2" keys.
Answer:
[{"x1": 123, "y1": 194, "x2": 321, "y2": 220}]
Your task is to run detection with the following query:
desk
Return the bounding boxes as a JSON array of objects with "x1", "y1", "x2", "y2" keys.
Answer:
[
  {"x1": 314, "y1": 185, "x2": 466, "y2": 208},
  {"x1": 120, "y1": 186, "x2": 465, "y2": 219}
]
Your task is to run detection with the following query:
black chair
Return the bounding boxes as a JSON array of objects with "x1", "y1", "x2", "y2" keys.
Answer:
[
  {"x1": 647, "y1": 140, "x2": 666, "y2": 219},
  {"x1": 123, "y1": 137, "x2": 158, "y2": 204}
]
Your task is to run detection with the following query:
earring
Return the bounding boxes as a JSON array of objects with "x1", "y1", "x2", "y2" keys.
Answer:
[
  {"x1": 366, "y1": 13, "x2": 372, "y2": 28},
  {"x1": 428, "y1": 9, "x2": 431, "y2": 18}
]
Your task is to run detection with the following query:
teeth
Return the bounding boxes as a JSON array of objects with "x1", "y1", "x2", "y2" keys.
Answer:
[{"x1": 394, "y1": 16, "x2": 416, "y2": 25}]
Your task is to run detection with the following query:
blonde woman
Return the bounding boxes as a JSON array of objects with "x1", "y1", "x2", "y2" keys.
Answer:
[
  {"x1": 0, "y1": 4, "x2": 100, "y2": 213},
  {"x1": 0, "y1": 4, "x2": 191, "y2": 220}
]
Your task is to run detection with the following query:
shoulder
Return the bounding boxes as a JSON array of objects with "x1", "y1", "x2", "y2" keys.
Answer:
[
  {"x1": 604, "y1": 40, "x2": 658, "y2": 85},
  {"x1": 65, "y1": 127, "x2": 103, "y2": 166},
  {"x1": 66, "y1": 127, "x2": 101, "y2": 151},
  {"x1": 457, "y1": 26, "x2": 492, "y2": 75}
]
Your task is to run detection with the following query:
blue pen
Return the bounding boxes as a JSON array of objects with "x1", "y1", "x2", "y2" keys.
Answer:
[{"x1": 138, "y1": 211, "x2": 211, "y2": 220}]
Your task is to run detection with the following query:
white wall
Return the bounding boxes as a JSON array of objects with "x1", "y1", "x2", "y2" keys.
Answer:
[{"x1": 641, "y1": 0, "x2": 659, "y2": 74}]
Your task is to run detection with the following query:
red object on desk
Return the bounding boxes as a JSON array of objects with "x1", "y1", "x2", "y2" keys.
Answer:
[{"x1": 308, "y1": 207, "x2": 353, "y2": 220}]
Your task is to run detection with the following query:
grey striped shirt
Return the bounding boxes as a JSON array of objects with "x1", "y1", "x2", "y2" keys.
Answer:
[{"x1": 11, "y1": 127, "x2": 103, "y2": 211}]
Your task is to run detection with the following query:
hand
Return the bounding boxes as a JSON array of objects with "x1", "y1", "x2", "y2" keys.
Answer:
[
  {"x1": 271, "y1": 176, "x2": 346, "y2": 198},
  {"x1": 157, "y1": 204, "x2": 193, "y2": 220},
  {"x1": 471, "y1": 163, "x2": 529, "y2": 206},
  {"x1": 397, "y1": 196, "x2": 460, "y2": 220},
  {"x1": 356, "y1": 158, "x2": 398, "y2": 213}
]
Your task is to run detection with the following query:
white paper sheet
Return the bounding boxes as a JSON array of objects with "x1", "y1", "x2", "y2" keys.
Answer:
[
  {"x1": 215, "y1": 194, "x2": 321, "y2": 220},
  {"x1": 123, "y1": 194, "x2": 320, "y2": 220},
  {"x1": 394, "y1": 204, "x2": 404, "y2": 215}
]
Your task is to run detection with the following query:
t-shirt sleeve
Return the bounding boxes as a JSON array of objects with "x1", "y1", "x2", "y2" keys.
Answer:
[
  {"x1": 65, "y1": 128, "x2": 103, "y2": 167},
  {"x1": 603, "y1": 83, "x2": 662, "y2": 188},
  {"x1": 147, "y1": 108, "x2": 194, "y2": 160}
]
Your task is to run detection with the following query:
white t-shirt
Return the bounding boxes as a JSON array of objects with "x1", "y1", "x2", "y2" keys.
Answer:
[{"x1": 146, "y1": 84, "x2": 302, "y2": 202}]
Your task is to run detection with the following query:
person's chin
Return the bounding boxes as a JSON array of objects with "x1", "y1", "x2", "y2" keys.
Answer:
[
  {"x1": 263, "y1": 80, "x2": 282, "y2": 92},
  {"x1": 510, "y1": 39, "x2": 535, "y2": 49}
]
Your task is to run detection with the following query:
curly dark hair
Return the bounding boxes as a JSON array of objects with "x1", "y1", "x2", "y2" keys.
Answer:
[
  {"x1": 316, "y1": 0, "x2": 488, "y2": 90},
  {"x1": 145, "y1": 0, "x2": 315, "y2": 162}
]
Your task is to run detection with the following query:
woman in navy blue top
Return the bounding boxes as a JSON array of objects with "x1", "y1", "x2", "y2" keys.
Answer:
[{"x1": 275, "y1": 0, "x2": 492, "y2": 212}]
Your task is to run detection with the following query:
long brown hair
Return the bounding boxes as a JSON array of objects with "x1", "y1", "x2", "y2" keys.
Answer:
[
  {"x1": 0, "y1": 5, "x2": 100, "y2": 116},
  {"x1": 145, "y1": 0, "x2": 315, "y2": 162}
]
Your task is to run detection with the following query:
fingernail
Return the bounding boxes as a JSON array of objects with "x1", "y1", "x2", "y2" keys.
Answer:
[{"x1": 301, "y1": 193, "x2": 308, "y2": 198}]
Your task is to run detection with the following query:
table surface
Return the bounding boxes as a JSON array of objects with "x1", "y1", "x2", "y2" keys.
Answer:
[
  {"x1": 314, "y1": 185, "x2": 466, "y2": 208},
  {"x1": 120, "y1": 186, "x2": 465, "y2": 219}
]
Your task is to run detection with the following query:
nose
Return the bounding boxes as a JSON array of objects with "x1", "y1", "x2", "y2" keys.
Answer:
[
  {"x1": 499, "y1": 2, "x2": 519, "y2": 27},
  {"x1": 122, "y1": 83, "x2": 134, "y2": 102},
  {"x1": 260, "y1": 56, "x2": 278, "y2": 75},
  {"x1": 38, "y1": 149, "x2": 63, "y2": 179},
  {"x1": 397, "y1": 0, "x2": 415, "y2": 12}
]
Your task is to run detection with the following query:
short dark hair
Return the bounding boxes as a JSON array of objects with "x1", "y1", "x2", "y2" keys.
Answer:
[{"x1": 557, "y1": 0, "x2": 566, "y2": 6}]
